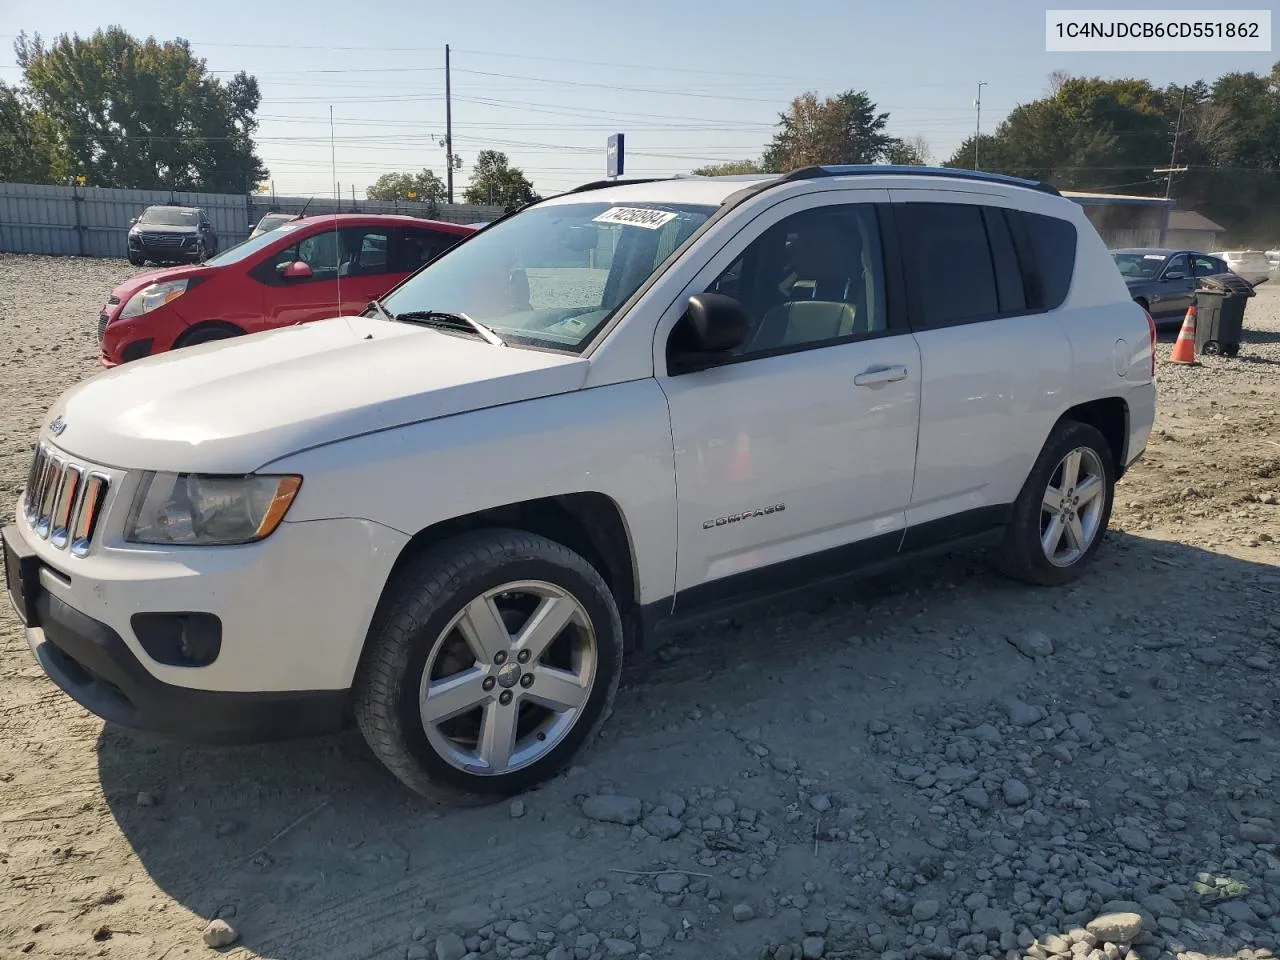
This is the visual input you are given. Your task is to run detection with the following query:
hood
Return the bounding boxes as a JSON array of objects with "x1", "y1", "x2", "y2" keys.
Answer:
[
  {"x1": 108, "y1": 264, "x2": 218, "y2": 306},
  {"x1": 44, "y1": 316, "x2": 589, "y2": 474},
  {"x1": 132, "y1": 222, "x2": 199, "y2": 235}
]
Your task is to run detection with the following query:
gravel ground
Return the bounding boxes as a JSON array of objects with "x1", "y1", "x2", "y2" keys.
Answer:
[{"x1": 0, "y1": 252, "x2": 1277, "y2": 960}]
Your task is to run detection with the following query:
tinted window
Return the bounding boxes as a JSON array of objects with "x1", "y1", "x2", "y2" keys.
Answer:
[
  {"x1": 982, "y1": 208, "x2": 1027, "y2": 314},
  {"x1": 1193, "y1": 255, "x2": 1226, "y2": 276},
  {"x1": 902, "y1": 203, "x2": 999, "y2": 327},
  {"x1": 688, "y1": 204, "x2": 886, "y2": 360},
  {"x1": 395, "y1": 228, "x2": 463, "y2": 273},
  {"x1": 1163, "y1": 253, "x2": 1191, "y2": 279},
  {"x1": 1021, "y1": 211, "x2": 1077, "y2": 310}
]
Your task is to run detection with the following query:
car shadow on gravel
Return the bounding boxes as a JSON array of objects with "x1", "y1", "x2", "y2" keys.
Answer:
[{"x1": 94, "y1": 531, "x2": 1280, "y2": 959}]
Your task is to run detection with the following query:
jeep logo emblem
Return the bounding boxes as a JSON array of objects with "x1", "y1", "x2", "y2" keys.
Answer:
[{"x1": 49, "y1": 416, "x2": 67, "y2": 437}]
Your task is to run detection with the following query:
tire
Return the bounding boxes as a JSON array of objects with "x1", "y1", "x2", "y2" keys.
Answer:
[
  {"x1": 994, "y1": 420, "x2": 1115, "y2": 587},
  {"x1": 354, "y1": 528, "x2": 624, "y2": 802},
  {"x1": 174, "y1": 322, "x2": 242, "y2": 349}
]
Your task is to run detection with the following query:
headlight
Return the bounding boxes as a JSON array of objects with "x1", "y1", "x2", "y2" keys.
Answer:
[
  {"x1": 119, "y1": 279, "x2": 190, "y2": 319},
  {"x1": 126, "y1": 473, "x2": 302, "y2": 546}
]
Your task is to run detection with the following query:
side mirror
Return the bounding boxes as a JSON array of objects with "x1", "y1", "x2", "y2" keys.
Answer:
[
  {"x1": 685, "y1": 293, "x2": 750, "y2": 352},
  {"x1": 668, "y1": 293, "x2": 751, "y2": 374},
  {"x1": 280, "y1": 261, "x2": 313, "y2": 280},
  {"x1": 128, "y1": 217, "x2": 138, "y2": 226}
]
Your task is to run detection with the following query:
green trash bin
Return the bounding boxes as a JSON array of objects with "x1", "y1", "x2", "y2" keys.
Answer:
[{"x1": 1194, "y1": 274, "x2": 1255, "y2": 357}]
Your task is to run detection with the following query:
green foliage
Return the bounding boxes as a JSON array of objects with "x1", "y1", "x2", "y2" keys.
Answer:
[
  {"x1": 691, "y1": 160, "x2": 763, "y2": 176},
  {"x1": 761, "y1": 90, "x2": 899, "y2": 172},
  {"x1": 463, "y1": 150, "x2": 539, "y2": 208},
  {"x1": 940, "y1": 65, "x2": 1280, "y2": 243},
  {"x1": 367, "y1": 168, "x2": 447, "y2": 203},
  {"x1": 0, "y1": 80, "x2": 63, "y2": 183},
  {"x1": 886, "y1": 136, "x2": 931, "y2": 166},
  {"x1": 7, "y1": 27, "x2": 267, "y2": 191}
]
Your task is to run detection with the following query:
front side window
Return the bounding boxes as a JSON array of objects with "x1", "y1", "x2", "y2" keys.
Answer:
[
  {"x1": 267, "y1": 227, "x2": 389, "y2": 281},
  {"x1": 1162, "y1": 253, "x2": 1192, "y2": 279},
  {"x1": 700, "y1": 203, "x2": 887, "y2": 358},
  {"x1": 376, "y1": 201, "x2": 715, "y2": 352}
]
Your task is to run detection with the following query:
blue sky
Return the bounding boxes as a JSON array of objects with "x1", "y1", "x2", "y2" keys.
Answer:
[{"x1": 1, "y1": 0, "x2": 1274, "y2": 199}]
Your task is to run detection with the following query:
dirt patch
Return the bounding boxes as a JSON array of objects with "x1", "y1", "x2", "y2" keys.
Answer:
[{"x1": 1, "y1": 253, "x2": 1277, "y2": 960}]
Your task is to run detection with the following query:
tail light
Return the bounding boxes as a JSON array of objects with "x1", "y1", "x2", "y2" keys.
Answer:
[{"x1": 1144, "y1": 307, "x2": 1156, "y2": 378}]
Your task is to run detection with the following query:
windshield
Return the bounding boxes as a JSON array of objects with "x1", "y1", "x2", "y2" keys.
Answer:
[
  {"x1": 378, "y1": 200, "x2": 716, "y2": 352},
  {"x1": 205, "y1": 220, "x2": 305, "y2": 267},
  {"x1": 1112, "y1": 252, "x2": 1166, "y2": 280},
  {"x1": 140, "y1": 207, "x2": 199, "y2": 227}
]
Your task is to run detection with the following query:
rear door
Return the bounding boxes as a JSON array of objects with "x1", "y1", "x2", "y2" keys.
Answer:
[{"x1": 891, "y1": 192, "x2": 1073, "y2": 537}]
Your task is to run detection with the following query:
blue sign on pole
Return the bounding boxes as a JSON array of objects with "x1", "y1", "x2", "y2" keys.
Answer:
[{"x1": 607, "y1": 134, "x2": 624, "y2": 178}]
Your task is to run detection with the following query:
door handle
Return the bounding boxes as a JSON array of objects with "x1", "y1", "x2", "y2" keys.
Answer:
[{"x1": 854, "y1": 364, "x2": 908, "y2": 387}]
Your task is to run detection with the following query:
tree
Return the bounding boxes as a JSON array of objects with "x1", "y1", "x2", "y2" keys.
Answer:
[
  {"x1": 13, "y1": 27, "x2": 267, "y2": 192},
  {"x1": 761, "y1": 90, "x2": 897, "y2": 172},
  {"x1": 886, "y1": 135, "x2": 931, "y2": 166},
  {"x1": 463, "y1": 150, "x2": 539, "y2": 207},
  {"x1": 691, "y1": 159, "x2": 763, "y2": 176},
  {"x1": 0, "y1": 81, "x2": 62, "y2": 183},
  {"x1": 367, "y1": 168, "x2": 447, "y2": 203}
]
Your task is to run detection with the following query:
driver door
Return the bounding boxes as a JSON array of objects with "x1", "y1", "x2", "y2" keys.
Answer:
[
  {"x1": 1151, "y1": 253, "x2": 1195, "y2": 322},
  {"x1": 656, "y1": 190, "x2": 922, "y2": 611}
]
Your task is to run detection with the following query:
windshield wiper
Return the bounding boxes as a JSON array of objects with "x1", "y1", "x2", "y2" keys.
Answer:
[
  {"x1": 394, "y1": 310, "x2": 505, "y2": 346},
  {"x1": 366, "y1": 298, "x2": 395, "y2": 322}
]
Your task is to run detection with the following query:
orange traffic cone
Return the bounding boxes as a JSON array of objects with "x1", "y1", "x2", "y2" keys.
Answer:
[{"x1": 1167, "y1": 305, "x2": 1199, "y2": 365}]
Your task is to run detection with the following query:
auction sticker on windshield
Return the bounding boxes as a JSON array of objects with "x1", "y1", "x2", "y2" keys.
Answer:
[{"x1": 592, "y1": 207, "x2": 680, "y2": 229}]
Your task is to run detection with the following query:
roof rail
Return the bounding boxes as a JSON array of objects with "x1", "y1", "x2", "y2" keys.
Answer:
[
  {"x1": 782, "y1": 164, "x2": 1062, "y2": 196},
  {"x1": 565, "y1": 177, "x2": 674, "y2": 195}
]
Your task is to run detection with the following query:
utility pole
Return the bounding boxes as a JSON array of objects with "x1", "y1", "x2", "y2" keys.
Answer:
[
  {"x1": 445, "y1": 43, "x2": 454, "y2": 205},
  {"x1": 973, "y1": 81, "x2": 988, "y2": 170},
  {"x1": 1160, "y1": 86, "x2": 1189, "y2": 200}
]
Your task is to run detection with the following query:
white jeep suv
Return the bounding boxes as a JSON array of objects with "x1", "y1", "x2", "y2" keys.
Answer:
[{"x1": 3, "y1": 166, "x2": 1157, "y2": 800}]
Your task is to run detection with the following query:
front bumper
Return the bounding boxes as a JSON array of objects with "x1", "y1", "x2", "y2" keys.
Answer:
[
  {"x1": 25, "y1": 585, "x2": 347, "y2": 743},
  {"x1": 4, "y1": 493, "x2": 408, "y2": 742},
  {"x1": 129, "y1": 235, "x2": 203, "y2": 262}
]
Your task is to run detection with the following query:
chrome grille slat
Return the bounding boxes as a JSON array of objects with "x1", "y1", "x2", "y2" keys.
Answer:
[
  {"x1": 35, "y1": 457, "x2": 64, "y2": 538},
  {"x1": 21, "y1": 443, "x2": 109, "y2": 557},
  {"x1": 51, "y1": 466, "x2": 82, "y2": 548}
]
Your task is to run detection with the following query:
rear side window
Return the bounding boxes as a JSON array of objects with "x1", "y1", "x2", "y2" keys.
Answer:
[
  {"x1": 981, "y1": 208, "x2": 1026, "y2": 314},
  {"x1": 1016, "y1": 211, "x2": 1077, "y2": 311},
  {"x1": 899, "y1": 203, "x2": 999, "y2": 327}
]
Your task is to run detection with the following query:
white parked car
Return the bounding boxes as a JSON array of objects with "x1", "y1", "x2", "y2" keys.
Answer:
[
  {"x1": 1210, "y1": 249, "x2": 1271, "y2": 283},
  {"x1": 4, "y1": 166, "x2": 1157, "y2": 800}
]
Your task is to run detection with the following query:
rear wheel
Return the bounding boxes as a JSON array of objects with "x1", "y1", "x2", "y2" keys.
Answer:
[
  {"x1": 354, "y1": 529, "x2": 623, "y2": 802},
  {"x1": 994, "y1": 420, "x2": 1115, "y2": 586}
]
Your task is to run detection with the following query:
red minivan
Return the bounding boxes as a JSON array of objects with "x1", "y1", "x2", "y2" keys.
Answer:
[{"x1": 97, "y1": 214, "x2": 477, "y2": 366}]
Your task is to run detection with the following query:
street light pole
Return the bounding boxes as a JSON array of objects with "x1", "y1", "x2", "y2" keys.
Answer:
[{"x1": 974, "y1": 81, "x2": 988, "y2": 170}]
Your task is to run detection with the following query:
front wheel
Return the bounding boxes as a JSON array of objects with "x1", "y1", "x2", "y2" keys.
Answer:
[
  {"x1": 994, "y1": 420, "x2": 1115, "y2": 586},
  {"x1": 354, "y1": 529, "x2": 624, "y2": 801}
]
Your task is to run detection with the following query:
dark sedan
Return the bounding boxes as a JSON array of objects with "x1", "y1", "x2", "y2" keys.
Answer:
[{"x1": 1112, "y1": 248, "x2": 1230, "y2": 328}]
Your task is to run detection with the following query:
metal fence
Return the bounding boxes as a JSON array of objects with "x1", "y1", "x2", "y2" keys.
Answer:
[{"x1": 0, "y1": 182, "x2": 504, "y2": 259}]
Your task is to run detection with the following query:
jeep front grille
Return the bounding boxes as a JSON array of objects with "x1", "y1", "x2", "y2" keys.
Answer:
[{"x1": 22, "y1": 444, "x2": 110, "y2": 557}]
